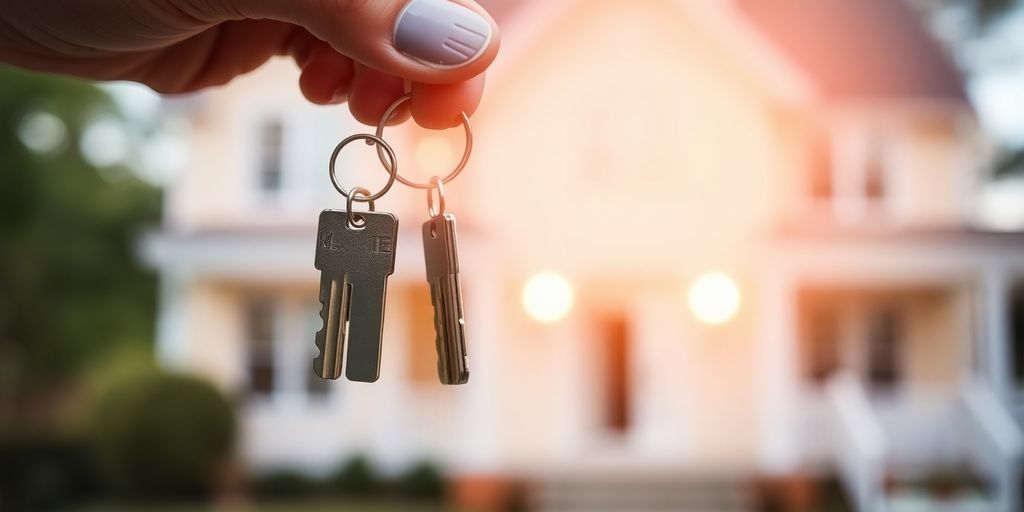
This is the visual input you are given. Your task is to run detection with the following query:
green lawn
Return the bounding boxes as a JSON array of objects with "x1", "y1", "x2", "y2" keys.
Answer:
[{"x1": 80, "y1": 501, "x2": 457, "y2": 512}]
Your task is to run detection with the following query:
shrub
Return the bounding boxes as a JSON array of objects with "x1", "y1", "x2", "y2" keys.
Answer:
[
  {"x1": 0, "y1": 435, "x2": 100, "y2": 510},
  {"x1": 88, "y1": 371, "x2": 235, "y2": 500},
  {"x1": 326, "y1": 454, "x2": 379, "y2": 496},
  {"x1": 395, "y1": 460, "x2": 446, "y2": 501},
  {"x1": 251, "y1": 469, "x2": 318, "y2": 500}
]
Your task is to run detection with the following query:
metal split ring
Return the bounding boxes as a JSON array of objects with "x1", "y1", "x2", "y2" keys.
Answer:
[
  {"x1": 346, "y1": 187, "x2": 374, "y2": 228},
  {"x1": 427, "y1": 176, "x2": 446, "y2": 218},
  {"x1": 372, "y1": 94, "x2": 472, "y2": 189},
  {"x1": 329, "y1": 133, "x2": 397, "y2": 202}
]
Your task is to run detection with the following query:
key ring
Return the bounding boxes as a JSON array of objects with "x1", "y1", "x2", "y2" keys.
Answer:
[
  {"x1": 330, "y1": 133, "x2": 398, "y2": 202},
  {"x1": 427, "y1": 176, "x2": 446, "y2": 218},
  {"x1": 346, "y1": 187, "x2": 375, "y2": 228},
  {"x1": 372, "y1": 94, "x2": 472, "y2": 189}
]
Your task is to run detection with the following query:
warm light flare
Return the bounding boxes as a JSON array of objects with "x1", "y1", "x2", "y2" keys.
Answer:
[
  {"x1": 687, "y1": 272, "x2": 741, "y2": 325},
  {"x1": 414, "y1": 135, "x2": 454, "y2": 169},
  {"x1": 522, "y1": 272, "x2": 574, "y2": 324}
]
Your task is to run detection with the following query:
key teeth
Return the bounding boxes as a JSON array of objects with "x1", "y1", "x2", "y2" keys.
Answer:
[{"x1": 312, "y1": 296, "x2": 330, "y2": 379}]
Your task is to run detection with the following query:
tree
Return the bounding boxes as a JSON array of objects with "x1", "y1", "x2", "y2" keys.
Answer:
[{"x1": 0, "y1": 65, "x2": 160, "y2": 428}]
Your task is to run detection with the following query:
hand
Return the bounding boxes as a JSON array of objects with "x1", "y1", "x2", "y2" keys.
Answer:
[{"x1": 0, "y1": 0, "x2": 499, "y2": 128}]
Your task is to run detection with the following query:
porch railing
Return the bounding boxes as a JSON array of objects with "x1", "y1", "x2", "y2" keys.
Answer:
[
  {"x1": 826, "y1": 372, "x2": 887, "y2": 512},
  {"x1": 962, "y1": 380, "x2": 1024, "y2": 512}
]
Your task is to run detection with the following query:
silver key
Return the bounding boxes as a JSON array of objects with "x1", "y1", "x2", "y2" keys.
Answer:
[
  {"x1": 422, "y1": 214, "x2": 469, "y2": 385},
  {"x1": 313, "y1": 209, "x2": 397, "y2": 382}
]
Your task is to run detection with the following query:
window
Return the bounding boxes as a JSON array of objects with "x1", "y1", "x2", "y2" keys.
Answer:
[
  {"x1": 806, "y1": 307, "x2": 840, "y2": 384},
  {"x1": 257, "y1": 118, "x2": 284, "y2": 193},
  {"x1": 1011, "y1": 283, "x2": 1024, "y2": 387},
  {"x1": 866, "y1": 306, "x2": 903, "y2": 391},
  {"x1": 305, "y1": 304, "x2": 330, "y2": 398},
  {"x1": 246, "y1": 298, "x2": 276, "y2": 397},
  {"x1": 863, "y1": 135, "x2": 887, "y2": 201},
  {"x1": 808, "y1": 129, "x2": 833, "y2": 200},
  {"x1": 406, "y1": 285, "x2": 439, "y2": 385},
  {"x1": 807, "y1": 123, "x2": 894, "y2": 221}
]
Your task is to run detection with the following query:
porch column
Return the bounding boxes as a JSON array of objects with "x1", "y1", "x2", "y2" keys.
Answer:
[
  {"x1": 155, "y1": 269, "x2": 189, "y2": 370},
  {"x1": 458, "y1": 252, "x2": 502, "y2": 471},
  {"x1": 980, "y1": 268, "x2": 1012, "y2": 403},
  {"x1": 757, "y1": 267, "x2": 800, "y2": 473}
]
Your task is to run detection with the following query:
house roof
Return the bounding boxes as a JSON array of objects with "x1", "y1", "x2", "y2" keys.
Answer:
[
  {"x1": 732, "y1": 0, "x2": 967, "y2": 102},
  {"x1": 482, "y1": 0, "x2": 968, "y2": 103}
]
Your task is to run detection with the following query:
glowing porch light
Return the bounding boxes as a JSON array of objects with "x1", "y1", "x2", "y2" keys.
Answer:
[
  {"x1": 522, "y1": 272, "x2": 575, "y2": 324},
  {"x1": 688, "y1": 272, "x2": 741, "y2": 325}
]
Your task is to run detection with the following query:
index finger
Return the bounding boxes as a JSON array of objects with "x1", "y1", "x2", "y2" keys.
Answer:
[{"x1": 410, "y1": 74, "x2": 485, "y2": 129}]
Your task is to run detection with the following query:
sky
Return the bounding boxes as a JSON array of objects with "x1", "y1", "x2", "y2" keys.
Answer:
[{"x1": 934, "y1": 2, "x2": 1024, "y2": 147}]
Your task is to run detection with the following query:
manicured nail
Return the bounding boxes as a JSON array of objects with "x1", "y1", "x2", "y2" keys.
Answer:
[{"x1": 394, "y1": 0, "x2": 492, "y2": 67}]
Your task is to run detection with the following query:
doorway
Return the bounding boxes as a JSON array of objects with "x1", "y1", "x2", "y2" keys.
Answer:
[{"x1": 597, "y1": 312, "x2": 631, "y2": 435}]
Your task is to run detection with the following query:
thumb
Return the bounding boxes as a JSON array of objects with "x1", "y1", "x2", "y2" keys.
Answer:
[{"x1": 237, "y1": 0, "x2": 499, "y2": 84}]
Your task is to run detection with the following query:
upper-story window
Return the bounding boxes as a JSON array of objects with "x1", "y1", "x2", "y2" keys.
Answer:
[
  {"x1": 808, "y1": 129, "x2": 834, "y2": 201},
  {"x1": 805, "y1": 122, "x2": 894, "y2": 224},
  {"x1": 257, "y1": 117, "x2": 285, "y2": 195}
]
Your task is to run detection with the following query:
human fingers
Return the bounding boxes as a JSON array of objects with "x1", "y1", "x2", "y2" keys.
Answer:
[{"x1": 233, "y1": 0, "x2": 500, "y2": 85}]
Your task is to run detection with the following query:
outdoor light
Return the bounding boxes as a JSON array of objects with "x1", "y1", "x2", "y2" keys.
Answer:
[
  {"x1": 688, "y1": 272, "x2": 741, "y2": 325},
  {"x1": 522, "y1": 272, "x2": 574, "y2": 324}
]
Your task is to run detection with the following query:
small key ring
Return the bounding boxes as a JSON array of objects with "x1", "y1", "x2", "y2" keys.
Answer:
[
  {"x1": 330, "y1": 133, "x2": 398, "y2": 202},
  {"x1": 371, "y1": 94, "x2": 472, "y2": 189},
  {"x1": 427, "y1": 176, "x2": 446, "y2": 218},
  {"x1": 346, "y1": 187, "x2": 375, "y2": 228}
]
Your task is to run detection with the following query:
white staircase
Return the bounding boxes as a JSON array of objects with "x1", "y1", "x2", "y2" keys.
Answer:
[{"x1": 826, "y1": 373, "x2": 1024, "y2": 512}]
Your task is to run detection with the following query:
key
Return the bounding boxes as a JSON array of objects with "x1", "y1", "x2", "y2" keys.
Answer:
[
  {"x1": 313, "y1": 209, "x2": 397, "y2": 382},
  {"x1": 422, "y1": 213, "x2": 469, "y2": 385}
]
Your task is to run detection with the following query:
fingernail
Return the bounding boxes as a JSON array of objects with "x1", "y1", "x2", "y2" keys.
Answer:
[
  {"x1": 329, "y1": 87, "x2": 348, "y2": 104},
  {"x1": 394, "y1": 0, "x2": 492, "y2": 67}
]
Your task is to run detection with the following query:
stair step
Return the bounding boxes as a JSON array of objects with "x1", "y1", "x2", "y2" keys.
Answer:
[{"x1": 532, "y1": 476, "x2": 755, "y2": 512}]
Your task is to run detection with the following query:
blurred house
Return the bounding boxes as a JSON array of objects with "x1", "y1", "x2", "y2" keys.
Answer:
[{"x1": 142, "y1": 0, "x2": 1024, "y2": 510}]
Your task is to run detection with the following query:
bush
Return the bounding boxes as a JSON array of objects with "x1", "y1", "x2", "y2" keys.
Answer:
[
  {"x1": 395, "y1": 460, "x2": 446, "y2": 501},
  {"x1": 88, "y1": 371, "x2": 236, "y2": 500},
  {"x1": 326, "y1": 454, "x2": 379, "y2": 496},
  {"x1": 251, "y1": 469, "x2": 319, "y2": 500},
  {"x1": 0, "y1": 436, "x2": 100, "y2": 510}
]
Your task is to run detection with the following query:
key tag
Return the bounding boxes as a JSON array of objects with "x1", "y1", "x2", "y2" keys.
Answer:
[
  {"x1": 374, "y1": 95, "x2": 472, "y2": 385},
  {"x1": 313, "y1": 133, "x2": 399, "y2": 382}
]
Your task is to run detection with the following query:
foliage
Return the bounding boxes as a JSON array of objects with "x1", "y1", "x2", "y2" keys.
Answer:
[
  {"x1": 940, "y1": 0, "x2": 1023, "y2": 27},
  {"x1": 969, "y1": 0, "x2": 1020, "y2": 24},
  {"x1": 88, "y1": 370, "x2": 236, "y2": 500},
  {"x1": 0, "y1": 65, "x2": 161, "y2": 424},
  {"x1": 395, "y1": 460, "x2": 446, "y2": 501},
  {"x1": 0, "y1": 435, "x2": 100, "y2": 510},
  {"x1": 992, "y1": 147, "x2": 1024, "y2": 178},
  {"x1": 326, "y1": 454, "x2": 380, "y2": 496},
  {"x1": 252, "y1": 469, "x2": 320, "y2": 501}
]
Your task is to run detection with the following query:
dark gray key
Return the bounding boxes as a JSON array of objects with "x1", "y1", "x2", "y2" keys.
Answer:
[
  {"x1": 422, "y1": 214, "x2": 469, "y2": 385},
  {"x1": 313, "y1": 210, "x2": 397, "y2": 382}
]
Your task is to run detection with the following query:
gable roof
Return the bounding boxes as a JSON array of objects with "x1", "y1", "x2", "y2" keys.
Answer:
[
  {"x1": 734, "y1": 0, "x2": 968, "y2": 102},
  {"x1": 483, "y1": 0, "x2": 968, "y2": 104}
]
